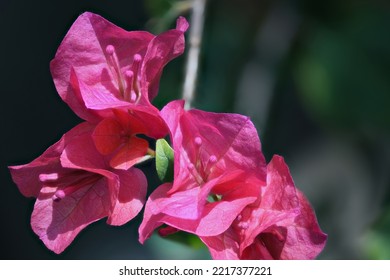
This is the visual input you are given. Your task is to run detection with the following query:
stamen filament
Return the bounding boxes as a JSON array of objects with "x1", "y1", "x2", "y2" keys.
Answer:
[
  {"x1": 130, "y1": 54, "x2": 142, "y2": 96},
  {"x1": 51, "y1": 175, "x2": 100, "y2": 201},
  {"x1": 39, "y1": 173, "x2": 59, "y2": 182},
  {"x1": 106, "y1": 45, "x2": 126, "y2": 97},
  {"x1": 188, "y1": 163, "x2": 204, "y2": 185},
  {"x1": 124, "y1": 70, "x2": 134, "y2": 101}
]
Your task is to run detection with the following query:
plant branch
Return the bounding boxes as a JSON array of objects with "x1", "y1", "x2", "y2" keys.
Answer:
[{"x1": 182, "y1": 0, "x2": 207, "y2": 110}]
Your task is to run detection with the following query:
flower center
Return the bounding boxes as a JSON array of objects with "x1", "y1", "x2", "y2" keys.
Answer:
[
  {"x1": 234, "y1": 214, "x2": 252, "y2": 239},
  {"x1": 39, "y1": 171, "x2": 101, "y2": 202},
  {"x1": 105, "y1": 45, "x2": 142, "y2": 103},
  {"x1": 187, "y1": 136, "x2": 218, "y2": 185}
]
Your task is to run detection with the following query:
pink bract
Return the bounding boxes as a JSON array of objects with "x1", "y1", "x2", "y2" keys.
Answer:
[
  {"x1": 161, "y1": 100, "x2": 266, "y2": 193},
  {"x1": 139, "y1": 100, "x2": 267, "y2": 242},
  {"x1": 201, "y1": 155, "x2": 327, "y2": 260},
  {"x1": 91, "y1": 108, "x2": 165, "y2": 170},
  {"x1": 50, "y1": 12, "x2": 188, "y2": 123},
  {"x1": 9, "y1": 123, "x2": 147, "y2": 254}
]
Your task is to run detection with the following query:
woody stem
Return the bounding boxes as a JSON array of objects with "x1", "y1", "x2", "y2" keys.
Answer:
[{"x1": 182, "y1": 0, "x2": 207, "y2": 110}]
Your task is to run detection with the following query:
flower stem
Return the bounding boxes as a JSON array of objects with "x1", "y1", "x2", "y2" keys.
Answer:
[
  {"x1": 182, "y1": 0, "x2": 207, "y2": 110},
  {"x1": 147, "y1": 148, "x2": 156, "y2": 157}
]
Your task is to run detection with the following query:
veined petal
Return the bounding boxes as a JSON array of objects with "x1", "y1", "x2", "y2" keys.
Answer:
[
  {"x1": 107, "y1": 168, "x2": 147, "y2": 226},
  {"x1": 51, "y1": 12, "x2": 154, "y2": 116},
  {"x1": 141, "y1": 17, "x2": 189, "y2": 101},
  {"x1": 109, "y1": 137, "x2": 149, "y2": 170},
  {"x1": 9, "y1": 122, "x2": 95, "y2": 197},
  {"x1": 92, "y1": 118, "x2": 123, "y2": 155},
  {"x1": 114, "y1": 108, "x2": 169, "y2": 139},
  {"x1": 138, "y1": 183, "x2": 172, "y2": 244},
  {"x1": 72, "y1": 69, "x2": 130, "y2": 113},
  {"x1": 240, "y1": 155, "x2": 301, "y2": 253},
  {"x1": 161, "y1": 100, "x2": 267, "y2": 193},
  {"x1": 278, "y1": 190, "x2": 327, "y2": 259},
  {"x1": 60, "y1": 126, "x2": 106, "y2": 171},
  {"x1": 193, "y1": 181, "x2": 260, "y2": 236},
  {"x1": 240, "y1": 155, "x2": 327, "y2": 259},
  {"x1": 31, "y1": 179, "x2": 110, "y2": 254},
  {"x1": 200, "y1": 229, "x2": 240, "y2": 260},
  {"x1": 139, "y1": 175, "x2": 260, "y2": 239}
]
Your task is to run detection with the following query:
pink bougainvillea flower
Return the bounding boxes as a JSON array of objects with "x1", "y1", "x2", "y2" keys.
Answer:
[
  {"x1": 161, "y1": 100, "x2": 267, "y2": 193},
  {"x1": 50, "y1": 12, "x2": 189, "y2": 122},
  {"x1": 49, "y1": 12, "x2": 187, "y2": 168},
  {"x1": 201, "y1": 155, "x2": 327, "y2": 260},
  {"x1": 139, "y1": 100, "x2": 267, "y2": 242},
  {"x1": 9, "y1": 122, "x2": 147, "y2": 254}
]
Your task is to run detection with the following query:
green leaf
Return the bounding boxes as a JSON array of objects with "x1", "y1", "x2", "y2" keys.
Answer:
[{"x1": 155, "y1": 138, "x2": 174, "y2": 182}]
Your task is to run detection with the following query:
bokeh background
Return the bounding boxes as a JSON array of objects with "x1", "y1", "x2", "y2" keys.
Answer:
[{"x1": 1, "y1": 0, "x2": 390, "y2": 259}]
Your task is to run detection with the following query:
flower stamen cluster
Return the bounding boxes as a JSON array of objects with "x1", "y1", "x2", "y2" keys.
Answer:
[{"x1": 105, "y1": 45, "x2": 142, "y2": 103}]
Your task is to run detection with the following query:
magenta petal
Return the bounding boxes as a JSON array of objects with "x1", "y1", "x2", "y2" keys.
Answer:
[
  {"x1": 161, "y1": 100, "x2": 267, "y2": 193},
  {"x1": 155, "y1": 177, "x2": 221, "y2": 220},
  {"x1": 138, "y1": 101, "x2": 268, "y2": 243},
  {"x1": 240, "y1": 156, "x2": 301, "y2": 252},
  {"x1": 9, "y1": 122, "x2": 94, "y2": 197},
  {"x1": 183, "y1": 109, "x2": 266, "y2": 178},
  {"x1": 109, "y1": 137, "x2": 149, "y2": 170},
  {"x1": 51, "y1": 12, "x2": 188, "y2": 119},
  {"x1": 155, "y1": 187, "x2": 202, "y2": 220},
  {"x1": 176, "y1": 16, "x2": 190, "y2": 32},
  {"x1": 241, "y1": 155, "x2": 327, "y2": 259},
  {"x1": 140, "y1": 176, "x2": 260, "y2": 238},
  {"x1": 193, "y1": 183, "x2": 259, "y2": 236},
  {"x1": 139, "y1": 182, "x2": 215, "y2": 241},
  {"x1": 278, "y1": 190, "x2": 327, "y2": 259},
  {"x1": 57, "y1": 119, "x2": 148, "y2": 227},
  {"x1": 200, "y1": 229, "x2": 240, "y2": 260},
  {"x1": 122, "y1": 108, "x2": 169, "y2": 139},
  {"x1": 92, "y1": 118, "x2": 123, "y2": 155},
  {"x1": 107, "y1": 168, "x2": 147, "y2": 226},
  {"x1": 262, "y1": 155, "x2": 301, "y2": 210},
  {"x1": 72, "y1": 70, "x2": 130, "y2": 112},
  {"x1": 66, "y1": 67, "x2": 100, "y2": 122},
  {"x1": 138, "y1": 183, "x2": 172, "y2": 244},
  {"x1": 9, "y1": 143, "x2": 63, "y2": 198},
  {"x1": 141, "y1": 17, "x2": 189, "y2": 101},
  {"x1": 60, "y1": 126, "x2": 106, "y2": 172},
  {"x1": 31, "y1": 179, "x2": 110, "y2": 254},
  {"x1": 50, "y1": 12, "x2": 154, "y2": 114},
  {"x1": 143, "y1": 180, "x2": 208, "y2": 221}
]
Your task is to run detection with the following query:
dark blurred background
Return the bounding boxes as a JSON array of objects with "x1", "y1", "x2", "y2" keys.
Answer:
[{"x1": 1, "y1": 0, "x2": 390, "y2": 259}]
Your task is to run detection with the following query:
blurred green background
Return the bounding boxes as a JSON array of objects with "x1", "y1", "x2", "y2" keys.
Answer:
[{"x1": 1, "y1": 0, "x2": 390, "y2": 259}]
